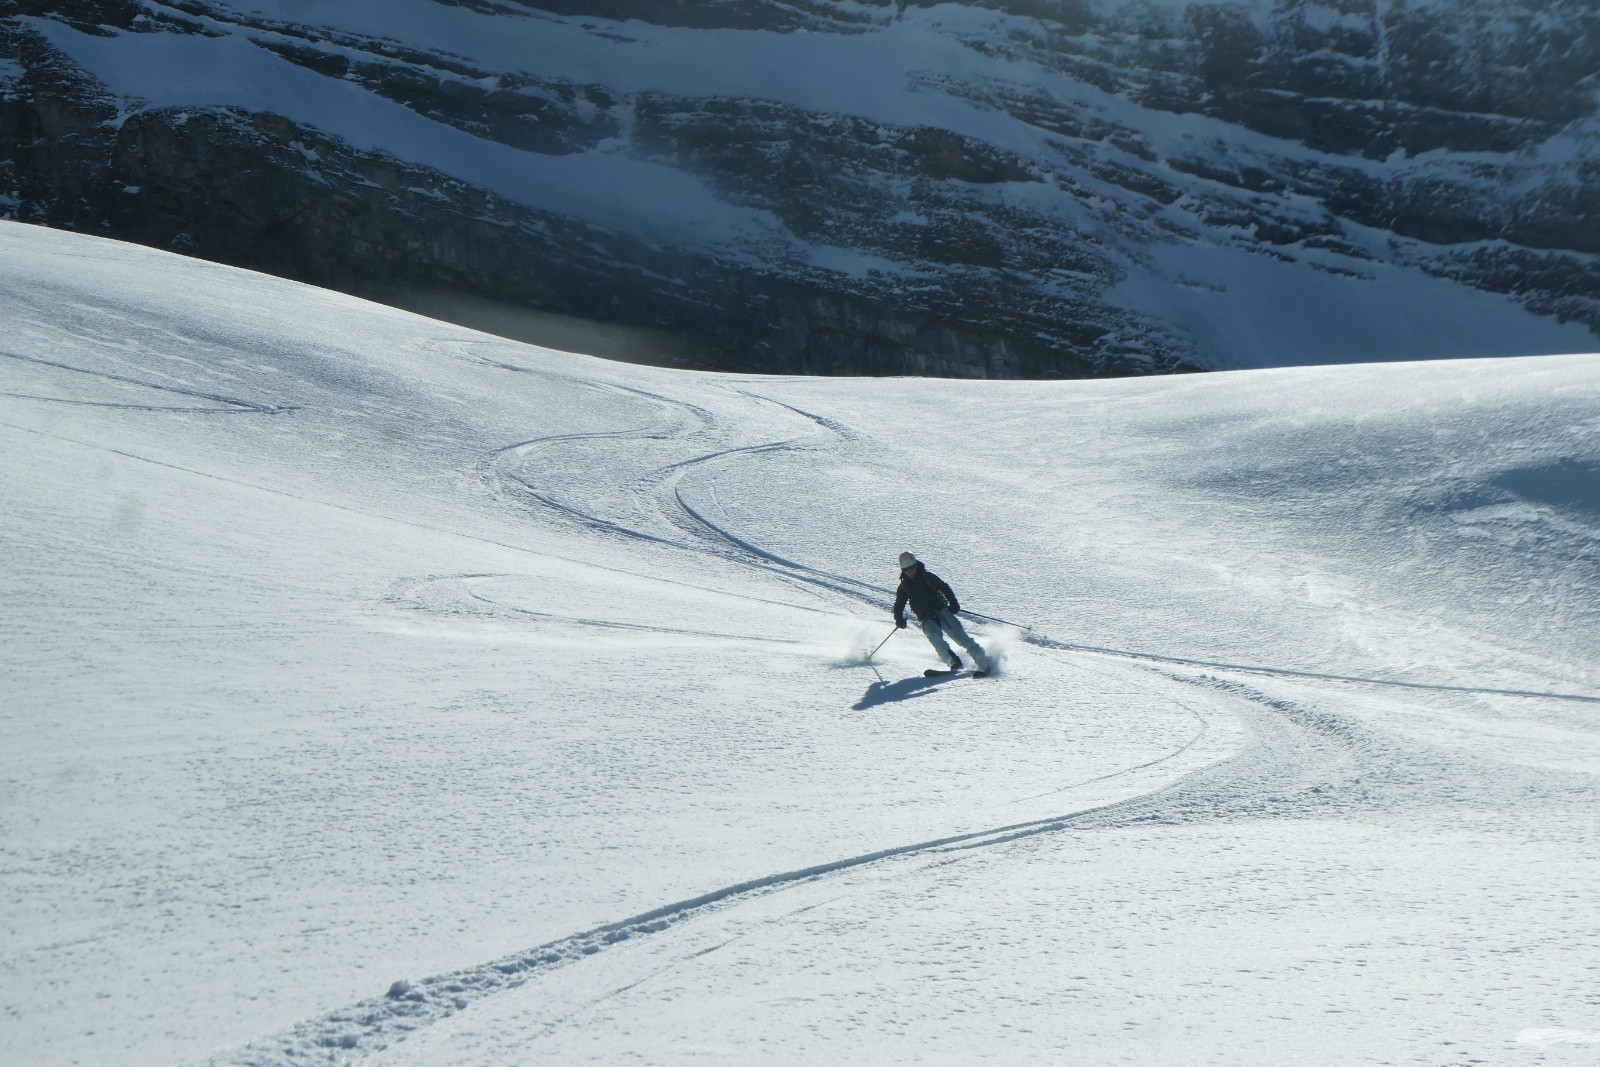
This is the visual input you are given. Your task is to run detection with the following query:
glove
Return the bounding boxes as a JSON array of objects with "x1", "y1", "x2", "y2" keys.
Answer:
[
  {"x1": 947, "y1": 603, "x2": 960, "y2": 615},
  {"x1": 895, "y1": 617, "x2": 908, "y2": 629}
]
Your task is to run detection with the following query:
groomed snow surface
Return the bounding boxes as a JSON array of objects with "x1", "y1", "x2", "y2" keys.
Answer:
[{"x1": 2, "y1": 220, "x2": 1598, "y2": 1065}]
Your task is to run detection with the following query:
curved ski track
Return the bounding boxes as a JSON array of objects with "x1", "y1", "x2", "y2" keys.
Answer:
[
  {"x1": 0, "y1": 350, "x2": 297, "y2": 414},
  {"x1": 475, "y1": 379, "x2": 889, "y2": 610},
  {"x1": 215, "y1": 662, "x2": 1547, "y2": 1067},
  {"x1": 482, "y1": 378, "x2": 1600, "y2": 705},
  {"x1": 211, "y1": 379, "x2": 1600, "y2": 1064}
]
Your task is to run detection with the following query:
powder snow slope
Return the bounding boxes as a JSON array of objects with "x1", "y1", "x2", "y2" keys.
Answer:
[{"x1": 1, "y1": 220, "x2": 1597, "y2": 1066}]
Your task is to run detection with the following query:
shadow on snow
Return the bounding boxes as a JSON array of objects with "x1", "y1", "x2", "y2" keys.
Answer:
[{"x1": 852, "y1": 672, "x2": 962, "y2": 710}]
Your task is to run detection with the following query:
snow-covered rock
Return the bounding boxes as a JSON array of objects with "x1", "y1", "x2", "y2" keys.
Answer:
[{"x1": 2, "y1": 0, "x2": 1597, "y2": 376}]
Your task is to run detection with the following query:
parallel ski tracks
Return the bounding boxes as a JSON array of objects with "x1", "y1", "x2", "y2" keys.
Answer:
[{"x1": 479, "y1": 379, "x2": 890, "y2": 610}]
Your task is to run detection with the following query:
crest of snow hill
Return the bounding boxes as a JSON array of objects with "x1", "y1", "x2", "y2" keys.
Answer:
[{"x1": 2, "y1": 0, "x2": 1598, "y2": 376}]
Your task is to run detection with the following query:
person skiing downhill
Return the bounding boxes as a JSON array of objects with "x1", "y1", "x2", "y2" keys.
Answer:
[{"x1": 893, "y1": 552, "x2": 992, "y2": 676}]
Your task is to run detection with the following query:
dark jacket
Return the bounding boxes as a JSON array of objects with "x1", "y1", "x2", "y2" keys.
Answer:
[{"x1": 894, "y1": 566, "x2": 959, "y2": 624}]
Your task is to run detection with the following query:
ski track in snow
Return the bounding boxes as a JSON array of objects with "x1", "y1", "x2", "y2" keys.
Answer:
[
  {"x1": 199, "y1": 680, "x2": 1249, "y2": 1067},
  {"x1": 453, "y1": 575, "x2": 810, "y2": 646},
  {"x1": 211, "y1": 657, "x2": 1594, "y2": 1065},
  {"x1": 488, "y1": 370, "x2": 1600, "y2": 707},
  {"x1": 0, "y1": 349, "x2": 297, "y2": 414},
  {"x1": 480, "y1": 373, "x2": 889, "y2": 609},
  {"x1": 201, "y1": 365, "x2": 1600, "y2": 1064}
]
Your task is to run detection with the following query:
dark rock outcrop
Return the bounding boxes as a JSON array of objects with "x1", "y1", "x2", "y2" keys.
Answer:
[{"x1": 3, "y1": 0, "x2": 1596, "y2": 376}]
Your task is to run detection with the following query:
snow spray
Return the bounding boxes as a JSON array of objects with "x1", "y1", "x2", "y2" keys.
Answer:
[
  {"x1": 979, "y1": 622, "x2": 1025, "y2": 674},
  {"x1": 837, "y1": 621, "x2": 893, "y2": 666}
]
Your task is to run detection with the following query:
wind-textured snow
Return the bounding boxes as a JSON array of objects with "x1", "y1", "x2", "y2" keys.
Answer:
[{"x1": 2, "y1": 220, "x2": 1598, "y2": 1066}]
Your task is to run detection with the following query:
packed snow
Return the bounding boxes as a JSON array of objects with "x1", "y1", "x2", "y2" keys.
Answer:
[{"x1": 2, "y1": 220, "x2": 1598, "y2": 1066}]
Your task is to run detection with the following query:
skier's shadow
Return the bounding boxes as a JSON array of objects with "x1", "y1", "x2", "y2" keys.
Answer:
[{"x1": 852, "y1": 673, "x2": 959, "y2": 710}]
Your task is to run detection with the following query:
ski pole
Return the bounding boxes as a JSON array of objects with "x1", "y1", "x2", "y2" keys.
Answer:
[{"x1": 865, "y1": 626, "x2": 898, "y2": 662}]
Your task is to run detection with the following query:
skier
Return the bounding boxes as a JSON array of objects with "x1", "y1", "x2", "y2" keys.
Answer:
[{"x1": 893, "y1": 551, "x2": 992, "y2": 676}]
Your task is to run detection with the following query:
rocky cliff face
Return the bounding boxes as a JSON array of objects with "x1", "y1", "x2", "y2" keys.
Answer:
[{"x1": 3, "y1": 0, "x2": 1597, "y2": 377}]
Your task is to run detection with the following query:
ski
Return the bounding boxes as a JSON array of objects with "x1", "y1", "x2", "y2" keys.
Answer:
[{"x1": 924, "y1": 667, "x2": 960, "y2": 677}]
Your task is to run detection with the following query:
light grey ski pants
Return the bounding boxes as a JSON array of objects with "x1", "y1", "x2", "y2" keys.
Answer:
[{"x1": 919, "y1": 609, "x2": 990, "y2": 670}]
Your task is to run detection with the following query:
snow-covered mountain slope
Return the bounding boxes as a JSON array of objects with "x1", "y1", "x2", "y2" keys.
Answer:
[
  {"x1": 2, "y1": 220, "x2": 1599, "y2": 1066},
  {"x1": 3, "y1": 1, "x2": 1598, "y2": 377}
]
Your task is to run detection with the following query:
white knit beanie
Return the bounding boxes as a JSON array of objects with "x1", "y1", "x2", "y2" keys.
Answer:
[{"x1": 898, "y1": 551, "x2": 918, "y2": 570}]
